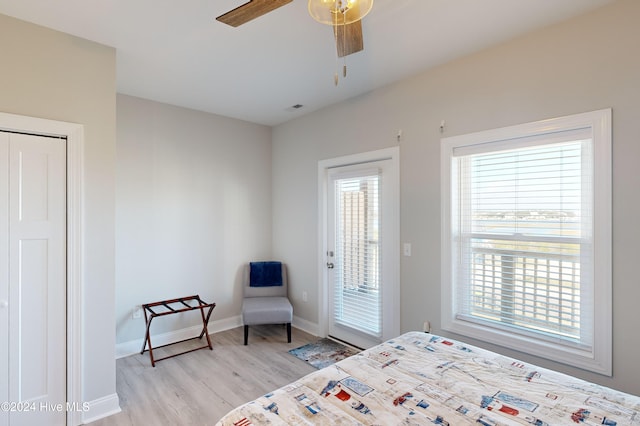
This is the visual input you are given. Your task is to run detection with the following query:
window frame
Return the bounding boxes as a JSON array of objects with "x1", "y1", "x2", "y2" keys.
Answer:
[{"x1": 440, "y1": 109, "x2": 612, "y2": 375}]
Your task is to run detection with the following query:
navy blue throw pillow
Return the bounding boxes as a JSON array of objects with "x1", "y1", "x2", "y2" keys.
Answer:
[{"x1": 249, "y1": 261, "x2": 283, "y2": 287}]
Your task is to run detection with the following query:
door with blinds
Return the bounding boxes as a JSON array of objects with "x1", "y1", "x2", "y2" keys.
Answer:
[{"x1": 326, "y1": 154, "x2": 399, "y2": 349}]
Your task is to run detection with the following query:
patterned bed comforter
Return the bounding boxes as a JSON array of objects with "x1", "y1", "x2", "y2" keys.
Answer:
[{"x1": 216, "y1": 331, "x2": 640, "y2": 425}]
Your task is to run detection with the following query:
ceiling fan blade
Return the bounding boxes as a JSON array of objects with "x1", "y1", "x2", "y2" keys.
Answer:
[
  {"x1": 216, "y1": 0, "x2": 293, "y2": 27},
  {"x1": 335, "y1": 20, "x2": 364, "y2": 57}
]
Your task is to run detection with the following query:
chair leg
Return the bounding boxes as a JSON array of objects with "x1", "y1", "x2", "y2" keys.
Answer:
[
  {"x1": 286, "y1": 323, "x2": 291, "y2": 343},
  {"x1": 244, "y1": 325, "x2": 249, "y2": 345}
]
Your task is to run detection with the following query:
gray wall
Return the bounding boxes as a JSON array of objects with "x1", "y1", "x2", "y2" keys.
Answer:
[
  {"x1": 0, "y1": 13, "x2": 117, "y2": 406},
  {"x1": 115, "y1": 95, "x2": 272, "y2": 344},
  {"x1": 272, "y1": 0, "x2": 640, "y2": 395}
]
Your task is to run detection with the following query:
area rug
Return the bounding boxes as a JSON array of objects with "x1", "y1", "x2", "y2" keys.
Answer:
[{"x1": 288, "y1": 338, "x2": 360, "y2": 369}]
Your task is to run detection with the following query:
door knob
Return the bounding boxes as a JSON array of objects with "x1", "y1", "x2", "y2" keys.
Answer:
[{"x1": 327, "y1": 262, "x2": 334, "y2": 269}]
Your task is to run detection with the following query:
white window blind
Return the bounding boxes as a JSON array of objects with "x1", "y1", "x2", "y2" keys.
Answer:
[
  {"x1": 454, "y1": 135, "x2": 592, "y2": 347},
  {"x1": 441, "y1": 109, "x2": 612, "y2": 375},
  {"x1": 333, "y1": 172, "x2": 381, "y2": 337}
]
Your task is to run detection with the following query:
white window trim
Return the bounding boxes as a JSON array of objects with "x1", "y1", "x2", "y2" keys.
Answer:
[{"x1": 441, "y1": 109, "x2": 612, "y2": 375}]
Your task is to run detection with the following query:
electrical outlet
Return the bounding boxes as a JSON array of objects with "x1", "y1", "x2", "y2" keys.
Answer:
[
  {"x1": 403, "y1": 243, "x2": 412, "y2": 257},
  {"x1": 302, "y1": 291, "x2": 308, "y2": 302},
  {"x1": 132, "y1": 306, "x2": 142, "y2": 319}
]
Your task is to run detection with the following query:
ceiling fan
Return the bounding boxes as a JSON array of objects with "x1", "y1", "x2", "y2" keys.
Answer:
[{"x1": 215, "y1": 0, "x2": 368, "y2": 58}]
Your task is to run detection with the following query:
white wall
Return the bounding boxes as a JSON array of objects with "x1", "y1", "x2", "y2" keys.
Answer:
[
  {"x1": 0, "y1": 13, "x2": 118, "y2": 417},
  {"x1": 272, "y1": 0, "x2": 640, "y2": 395},
  {"x1": 115, "y1": 95, "x2": 272, "y2": 346}
]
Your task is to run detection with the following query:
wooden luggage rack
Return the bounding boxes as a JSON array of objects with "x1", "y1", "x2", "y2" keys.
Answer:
[{"x1": 140, "y1": 295, "x2": 216, "y2": 367}]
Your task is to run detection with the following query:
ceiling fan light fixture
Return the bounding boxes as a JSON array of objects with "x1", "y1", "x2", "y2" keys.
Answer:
[{"x1": 308, "y1": 0, "x2": 373, "y2": 26}]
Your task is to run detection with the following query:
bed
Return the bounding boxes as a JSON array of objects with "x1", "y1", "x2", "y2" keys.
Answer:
[{"x1": 216, "y1": 331, "x2": 640, "y2": 425}]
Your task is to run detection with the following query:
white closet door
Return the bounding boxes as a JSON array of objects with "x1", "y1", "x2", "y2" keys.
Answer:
[
  {"x1": 0, "y1": 133, "x2": 9, "y2": 426},
  {"x1": 1, "y1": 132, "x2": 66, "y2": 426}
]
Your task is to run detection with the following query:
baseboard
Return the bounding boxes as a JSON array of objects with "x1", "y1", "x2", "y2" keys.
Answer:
[
  {"x1": 293, "y1": 315, "x2": 319, "y2": 336},
  {"x1": 80, "y1": 393, "x2": 121, "y2": 424},
  {"x1": 115, "y1": 315, "x2": 321, "y2": 359},
  {"x1": 115, "y1": 315, "x2": 242, "y2": 359}
]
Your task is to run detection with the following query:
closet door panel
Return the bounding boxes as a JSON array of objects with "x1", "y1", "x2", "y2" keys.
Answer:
[{"x1": 4, "y1": 132, "x2": 66, "y2": 426}]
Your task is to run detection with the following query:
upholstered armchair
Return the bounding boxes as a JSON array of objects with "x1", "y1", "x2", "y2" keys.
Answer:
[{"x1": 241, "y1": 261, "x2": 293, "y2": 345}]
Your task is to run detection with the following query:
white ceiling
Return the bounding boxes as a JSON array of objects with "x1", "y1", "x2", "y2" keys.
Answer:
[{"x1": 0, "y1": 0, "x2": 614, "y2": 126}]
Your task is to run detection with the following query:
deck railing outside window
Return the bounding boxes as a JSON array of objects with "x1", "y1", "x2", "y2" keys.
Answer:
[{"x1": 467, "y1": 238, "x2": 581, "y2": 340}]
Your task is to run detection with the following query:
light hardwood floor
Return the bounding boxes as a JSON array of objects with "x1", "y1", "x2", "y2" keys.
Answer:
[{"x1": 91, "y1": 326, "x2": 318, "y2": 426}]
